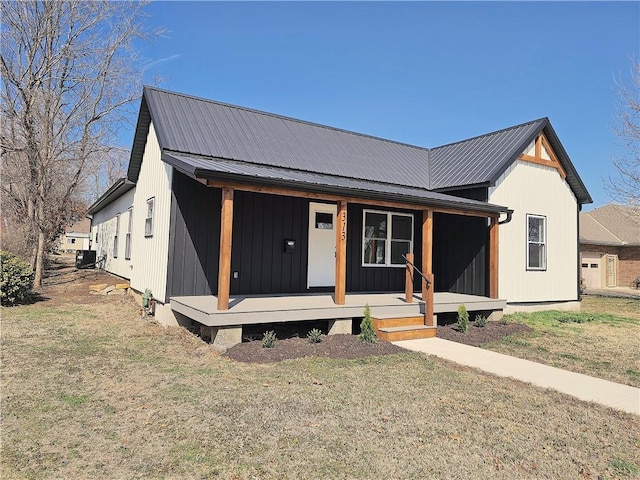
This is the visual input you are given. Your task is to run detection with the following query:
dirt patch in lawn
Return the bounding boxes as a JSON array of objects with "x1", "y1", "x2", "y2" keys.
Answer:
[
  {"x1": 226, "y1": 334, "x2": 404, "y2": 363},
  {"x1": 437, "y1": 321, "x2": 533, "y2": 347},
  {"x1": 37, "y1": 254, "x2": 134, "y2": 307}
]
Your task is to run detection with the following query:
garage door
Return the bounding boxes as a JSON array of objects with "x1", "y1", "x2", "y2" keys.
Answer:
[{"x1": 581, "y1": 253, "x2": 602, "y2": 289}]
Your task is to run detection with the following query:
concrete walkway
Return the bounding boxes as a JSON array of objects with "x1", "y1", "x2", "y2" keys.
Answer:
[{"x1": 394, "y1": 338, "x2": 640, "y2": 415}]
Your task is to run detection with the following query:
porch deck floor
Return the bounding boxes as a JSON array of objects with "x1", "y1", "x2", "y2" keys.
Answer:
[{"x1": 170, "y1": 292, "x2": 507, "y2": 327}]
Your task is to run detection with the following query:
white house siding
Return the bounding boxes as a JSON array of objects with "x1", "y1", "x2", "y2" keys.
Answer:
[
  {"x1": 129, "y1": 122, "x2": 173, "y2": 303},
  {"x1": 489, "y1": 160, "x2": 578, "y2": 304},
  {"x1": 90, "y1": 189, "x2": 135, "y2": 279}
]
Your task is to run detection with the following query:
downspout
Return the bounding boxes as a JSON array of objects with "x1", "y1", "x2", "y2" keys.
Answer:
[{"x1": 577, "y1": 204, "x2": 582, "y2": 302}]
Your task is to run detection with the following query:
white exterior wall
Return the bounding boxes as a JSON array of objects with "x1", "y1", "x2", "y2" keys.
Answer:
[
  {"x1": 90, "y1": 189, "x2": 135, "y2": 279},
  {"x1": 129, "y1": 122, "x2": 173, "y2": 303},
  {"x1": 489, "y1": 160, "x2": 579, "y2": 303}
]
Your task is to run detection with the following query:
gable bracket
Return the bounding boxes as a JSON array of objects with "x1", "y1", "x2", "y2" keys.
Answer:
[{"x1": 518, "y1": 132, "x2": 566, "y2": 179}]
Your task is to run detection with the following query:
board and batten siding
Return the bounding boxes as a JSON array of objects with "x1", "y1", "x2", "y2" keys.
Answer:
[
  {"x1": 489, "y1": 160, "x2": 578, "y2": 303},
  {"x1": 129, "y1": 122, "x2": 173, "y2": 302},
  {"x1": 90, "y1": 189, "x2": 135, "y2": 279}
]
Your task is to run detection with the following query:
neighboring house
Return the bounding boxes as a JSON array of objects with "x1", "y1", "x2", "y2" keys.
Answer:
[
  {"x1": 580, "y1": 204, "x2": 640, "y2": 289},
  {"x1": 59, "y1": 218, "x2": 91, "y2": 252},
  {"x1": 87, "y1": 87, "x2": 591, "y2": 345}
]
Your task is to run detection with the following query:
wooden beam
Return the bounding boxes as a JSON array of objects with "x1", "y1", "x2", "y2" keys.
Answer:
[
  {"x1": 539, "y1": 133, "x2": 567, "y2": 178},
  {"x1": 217, "y1": 187, "x2": 234, "y2": 310},
  {"x1": 334, "y1": 200, "x2": 347, "y2": 305},
  {"x1": 405, "y1": 252, "x2": 414, "y2": 303},
  {"x1": 422, "y1": 210, "x2": 434, "y2": 326},
  {"x1": 535, "y1": 134, "x2": 542, "y2": 159},
  {"x1": 206, "y1": 179, "x2": 499, "y2": 219},
  {"x1": 489, "y1": 216, "x2": 499, "y2": 299}
]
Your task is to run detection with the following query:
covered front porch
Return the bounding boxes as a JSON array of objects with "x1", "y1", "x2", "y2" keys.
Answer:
[
  {"x1": 171, "y1": 291, "x2": 506, "y2": 348},
  {"x1": 171, "y1": 291, "x2": 506, "y2": 327}
]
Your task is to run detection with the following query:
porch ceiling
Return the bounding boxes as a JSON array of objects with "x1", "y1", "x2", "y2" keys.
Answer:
[{"x1": 170, "y1": 292, "x2": 507, "y2": 327}]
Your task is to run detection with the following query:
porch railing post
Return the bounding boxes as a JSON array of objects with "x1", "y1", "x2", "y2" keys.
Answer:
[
  {"x1": 424, "y1": 273, "x2": 434, "y2": 326},
  {"x1": 405, "y1": 253, "x2": 414, "y2": 303}
]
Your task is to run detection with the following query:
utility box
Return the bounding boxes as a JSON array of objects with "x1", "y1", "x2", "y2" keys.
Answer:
[{"x1": 75, "y1": 250, "x2": 97, "y2": 269}]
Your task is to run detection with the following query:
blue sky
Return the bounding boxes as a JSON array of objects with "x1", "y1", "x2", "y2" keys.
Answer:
[{"x1": 131, "y1": 1, "x2": 639, "y2": 210}]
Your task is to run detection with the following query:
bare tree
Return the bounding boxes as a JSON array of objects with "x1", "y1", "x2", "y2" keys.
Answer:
[
  {"x1": 606, "y1": 62, "x2": 640, "y2": 209},
  {"x1": 1, "y1": 1, "x2": 153, "y2": 286}
]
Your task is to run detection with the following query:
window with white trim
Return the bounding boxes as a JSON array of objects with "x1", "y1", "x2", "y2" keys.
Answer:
[
  {"x1": 362, "y1": 210, "x2": 413, "y2": 267},
  {"x1": 527, "y1": 214, "x2": 546, "y2": 270},
  {"x1": 145, "y1": 198, "x2": 154, "y2": 237},
  {"x1": 113, "y1": 214, "x2": 120, "y2": 258},
  {"x1": 125, "y1": 207, "x2": 133, "y2": 260}
]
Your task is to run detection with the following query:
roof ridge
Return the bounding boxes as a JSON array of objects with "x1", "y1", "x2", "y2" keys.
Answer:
[
  {"x1": 431, "y1": 117, "x2": 548, "y2": 151},
  {"x1": 144, "y1": 85, "x2": 432, "y2": 154},
  {"x1": 584, "y1": 211, "x2": 625, "y2": 244},
  {"x1": 163, "y1": 149, "x2": 434, "y2": 193}
]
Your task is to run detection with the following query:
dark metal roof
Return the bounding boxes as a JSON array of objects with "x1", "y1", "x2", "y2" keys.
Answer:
[
  {"x1": 163, "y1": 151, "x2": 509, "y2": 214},
  {"x1": 124, "y1": 86, "x2": 591, "y2": 209},
  {"x1": 139, "y1": 86, "x2": 432, "y2": 189},
  {"x1": 86, "y1": 178, "x2": 135, "y2": 216},
  {"x1": 429, "y1": 118, "x2": 592, "y2": 204}
]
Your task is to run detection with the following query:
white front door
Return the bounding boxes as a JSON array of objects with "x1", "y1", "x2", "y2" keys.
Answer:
[{"x1": 308, "y1": 202, "x2": 337, "y2": 287}]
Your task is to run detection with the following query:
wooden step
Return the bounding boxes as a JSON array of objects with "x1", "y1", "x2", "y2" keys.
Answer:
[
  {"x1": 372, "y1": 315, "x2": 424, "y2": 330},
  {"x1": 377, "y1": 325, "x2": 437, "y2": 342}
]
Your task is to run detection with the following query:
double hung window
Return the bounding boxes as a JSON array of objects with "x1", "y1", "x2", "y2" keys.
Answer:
[
  {"x1": 527, "y1": 214, "x2": 546, "y2": 270},
  {"x1": 362, "y1": 210, "x2": 413, "y2": 267}
]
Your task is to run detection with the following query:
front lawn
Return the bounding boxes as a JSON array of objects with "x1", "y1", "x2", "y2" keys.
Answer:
[
  {"x1": 482, "y1": 296, "x2": 640, "y2": 387},
  {"x1": 2, "y1": 292, "x2": 639, "y2": 479}
]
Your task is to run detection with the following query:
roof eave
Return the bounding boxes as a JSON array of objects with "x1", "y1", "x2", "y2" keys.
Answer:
[
  {"x1": 86, "y1": 178, "x2": 136, "y2": 216},
  {"x1": 190, "y1": 169, "x2": 509, "y2": 215}
]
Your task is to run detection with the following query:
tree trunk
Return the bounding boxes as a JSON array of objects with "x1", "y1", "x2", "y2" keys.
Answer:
[{"x1": 33, "y1": 229, "x2": 46, "y2": 288}]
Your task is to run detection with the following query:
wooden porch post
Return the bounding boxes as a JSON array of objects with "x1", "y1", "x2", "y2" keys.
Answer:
[
  {"x1": 217, "y1": 187, "x2": 234, "y2": 310},
  {"x1": 489, "y1": 216, "x2": 499, "y2": 299},
  {"x1": 335, "y1": 200, "x2": 347, "y2": 305},
  {"x1": 422, "y1": 210, "x2": 434, "y2": 326},
  {"x1": 405, "y1": 253, "x2": 414, "y2": 303}
]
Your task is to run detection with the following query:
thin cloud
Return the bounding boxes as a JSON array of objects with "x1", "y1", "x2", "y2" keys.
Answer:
[{"x1": 143, "y1": 54, "x2": 180, "y2": 71}]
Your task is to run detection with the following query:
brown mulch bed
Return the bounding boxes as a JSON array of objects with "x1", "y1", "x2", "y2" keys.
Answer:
[
  {"x1": 437, "y1": 321, "x2": 533, "y2": 347},
  {"x1": 225, "y1": 334, "x2": 405, "y2": 363}
]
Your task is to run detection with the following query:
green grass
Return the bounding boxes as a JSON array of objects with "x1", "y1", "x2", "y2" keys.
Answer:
[
  {"x1": 2, "y1": 296, "x2": 640, "y2": 479},
  {"x1": 484, "y1": 296, "x2": 640, "y2": 387}
]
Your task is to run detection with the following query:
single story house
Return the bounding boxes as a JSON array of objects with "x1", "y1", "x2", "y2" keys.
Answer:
[
  {"x1": 580, "y1": 204, "x2": 640, "y2": 289},
  {"x1": 87, "y1": 87, "x2": 591, "y2": 349},
  {"x1": 58, "y1": 218, "x2": 91, "y2": 253}
]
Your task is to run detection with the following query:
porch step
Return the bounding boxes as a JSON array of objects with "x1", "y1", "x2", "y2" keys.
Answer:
[
  {"x1": 372, "y1": 315, "x2": 424, "y2": 330},
  {"x1": 377, "y1": 325, "x2": 437, "y2": 342}
]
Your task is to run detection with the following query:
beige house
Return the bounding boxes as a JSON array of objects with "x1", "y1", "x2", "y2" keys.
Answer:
[
  {"x1": 59, "y1": 218, "x2": 91, "y2": 252},
  {"x1": 580, "y1": 204, "x2": 640, "y2": 289}
]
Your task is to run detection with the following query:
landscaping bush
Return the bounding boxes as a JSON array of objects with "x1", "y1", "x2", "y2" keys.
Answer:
[
  {"x1": 475, "y1": 314, "x2": 487, "y2": 328},
  {"x1": 261, "y1": 330, "x2": 277, "y2": 348},
  {"x1": 0, "y1": 251, "x2": 34, "y2": 306},
  {"x1": 307, "y1": 328, "x2": 322, "y2": 343},
  {"x1": 359, "y1": 304, "x2": 377, "y2": 343},
  {"x1": 456, "y1": 304, "x2": 469, "y2": 333}
]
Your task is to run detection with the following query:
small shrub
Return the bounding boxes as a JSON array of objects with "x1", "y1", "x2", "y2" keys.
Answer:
[
  {"x1": 456, "y1": 304, "x2": 469, "y2": 333},
  {"x1": 500, "y1": 316, "x2": 508, "y2": 325},
  {"x1": 307, "y1": 328, "x2": 322, "y2": 343},
  {"x1": 475, "y1": 314, "x2": 487, "y2": 328},
  {"x1": 0, "y1": 251, "x2": 34, "y2": 306},
  {"x1": 261, "y1": 330, "x2": 277, "y2": 348},
  {"x1": 359, "y1": 304, "x2": 377, "y2": 343}
]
